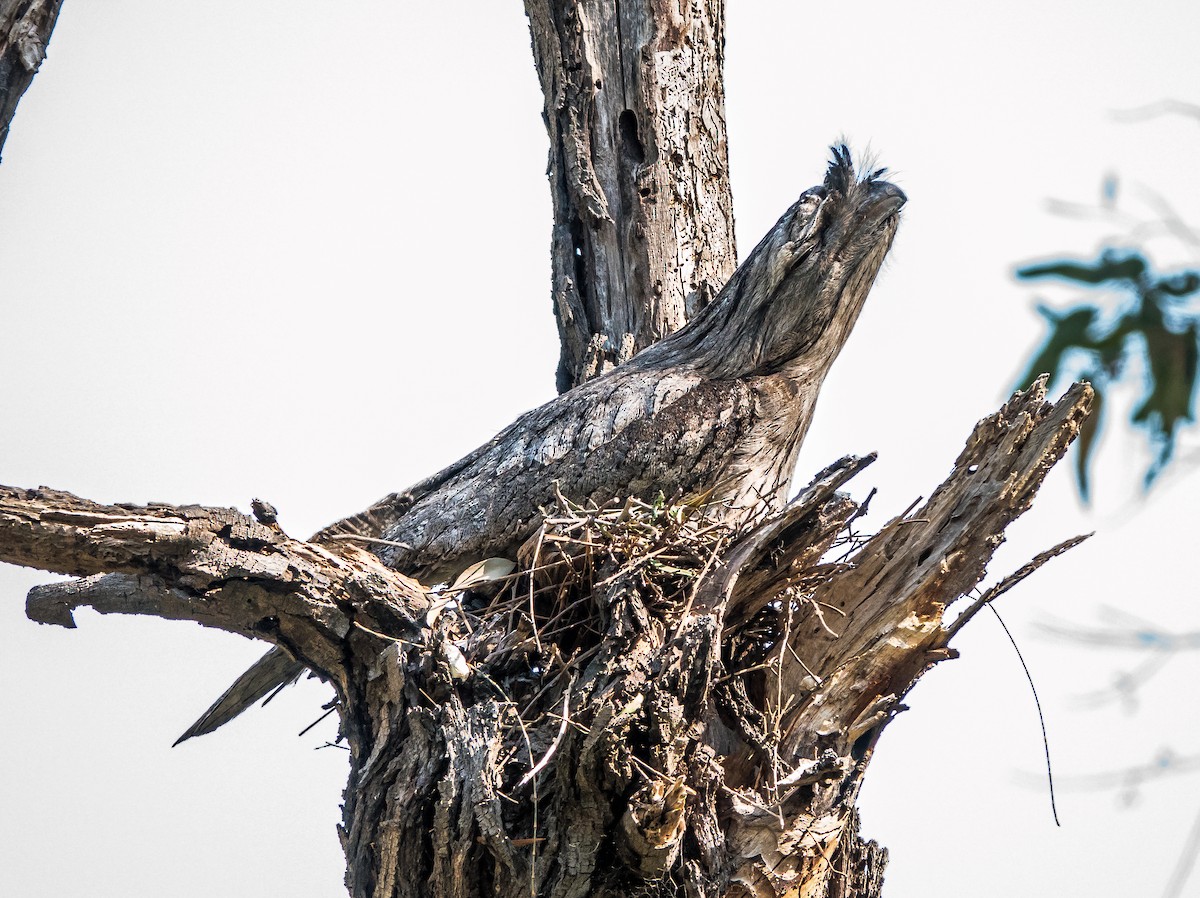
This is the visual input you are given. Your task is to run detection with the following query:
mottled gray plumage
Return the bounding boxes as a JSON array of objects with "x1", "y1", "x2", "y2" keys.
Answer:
[
  {"x1": 176, "y1": 148, "x2": 904, "y2": 744},
  {"x1": 173, "y1": 646, "x2": 304, "y2": 746},
  {"x1": 316, "y1": 149, "x2": 903, "y2": 580}
]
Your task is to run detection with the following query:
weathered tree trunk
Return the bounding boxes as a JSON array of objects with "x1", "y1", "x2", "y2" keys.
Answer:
[
  {"x1": 525, "y1": 0, "x2": 736, "y2": 392},
  {"x1": 0, "y1": 4, "x2": 1092, "y2": 898},
  {"x1": 4, "y1": 379, "x2": 1090, "y2": 898},
  {"x1": 0, "y1": 0, "x2": 61, "y2": 159}
]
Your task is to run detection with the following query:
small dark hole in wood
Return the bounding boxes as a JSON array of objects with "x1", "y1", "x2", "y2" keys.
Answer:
[
  {"x1": 618, "y1": 109, "x2": 646, "y2": 165},
  {"x1": 851, "y1": 728, "x2": 875, "y2": 760},
  {"x1": 917, "y1": 547, "x2": 932, "y2": 566}
]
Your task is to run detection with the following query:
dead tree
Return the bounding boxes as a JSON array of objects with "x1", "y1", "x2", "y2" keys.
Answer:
[{"x1": 0, "y1": 4, "x2": 1091, "y2": 897}]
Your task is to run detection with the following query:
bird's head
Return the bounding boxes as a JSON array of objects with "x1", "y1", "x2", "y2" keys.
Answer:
[{"x1": 647, "y1": 146, "x2": 905, "y2": 380}]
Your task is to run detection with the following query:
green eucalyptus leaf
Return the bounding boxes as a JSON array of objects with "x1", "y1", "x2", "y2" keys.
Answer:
[
  {"x1": 1132, "y1": 322, "x2": 1199, "y2": 487},
  {"x1": 1017, "y1": 243, "x2": 1199, "y2": 495},
  {"x1": 1015, "y1": 306, "x2": 1100, "y2": 390},
  {"x1": 1017, "y1": 251, "x2": 1147, "y2": 286},
  {"x1": 1093, "y1": 315, "x2": 1136, "y2": 373},
  {"x1": 1137, "y1": 295, "x2": 1166, "y2": 330}
]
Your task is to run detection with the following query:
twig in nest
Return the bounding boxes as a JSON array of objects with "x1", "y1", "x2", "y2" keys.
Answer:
[
  {"x1": 298, "y1": 705, "x2": 338, "y2": 737},
  {"x1": 785, "y1": 642, "x2": 822, "y2": 686},
  {"x1": 476, "y1": 670, "x2": 540, "y2": 895},
  {"x1": 518, "y1": 643, "x2": 600, "y2": 719},
  {"x1": 526, "y1": 526, "x2": 547, "y2": 654},
  {"x1": 799, "y1": 593, "x2": 842, "y2": 638},
  {"x1": 516, "y1": 675, "x2": 576, "y2": 789}
]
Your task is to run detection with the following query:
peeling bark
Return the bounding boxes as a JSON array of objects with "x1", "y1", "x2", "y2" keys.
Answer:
[{"x1": 4, "y1": 487, "x2": 429, "y2": 706}]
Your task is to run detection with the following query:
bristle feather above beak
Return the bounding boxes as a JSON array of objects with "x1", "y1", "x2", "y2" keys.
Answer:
[{"x1": 824, "y1": 144, "x2": 855, "y2": 195}]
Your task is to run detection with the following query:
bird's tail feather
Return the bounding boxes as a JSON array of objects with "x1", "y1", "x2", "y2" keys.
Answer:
[{"x1": 173, "y1": 647, "x2": 306, "y2": 746}]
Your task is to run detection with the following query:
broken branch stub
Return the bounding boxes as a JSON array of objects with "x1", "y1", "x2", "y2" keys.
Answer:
[
  {"x1": 714, "y1": 379, "x2": 1092, "y2": 898},
  {"x1": 1, "y1": 486, "x2": 430, "y2": 703},
  {"x1": 524, "y1": 0, "x2": 737, "y2": 392},
  {"x1": 0, "y1": 0, "x2": 63, "y2": 160}
]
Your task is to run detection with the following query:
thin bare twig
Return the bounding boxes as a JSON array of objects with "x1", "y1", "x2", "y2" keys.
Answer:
[
  {"x1": 516, "y1": 676, "x2": 575, "y2": 789},
  {"x1": 945, "y1": 533, "x2": 1093, "y2": 639},
  {"x1": 988, "y1": 605, "x2": 1060, "y2": 827},
  {"x1": 1111, "y1": 99, "x2": 1200, "y2": 124},
  {"x1": 527, "y1": 526, "x2": 547, "y2": 655}
]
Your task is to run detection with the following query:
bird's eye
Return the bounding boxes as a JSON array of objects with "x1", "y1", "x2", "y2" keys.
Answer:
[
  {"x1": 796, "y1": 188, "x2": 826, "y2": 215},
  {"x1": 793, "y1": 190, "x2": 825, "y2": 235}
]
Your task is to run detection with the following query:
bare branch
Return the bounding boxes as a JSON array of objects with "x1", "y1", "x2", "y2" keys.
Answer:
[
  {"x1": 1, "y1": 485, "x2": 429, "y2": 686},
  {"x1": 1111, "y1": 99, "x2": 1200, "y2": 124},
  {"x1": 1040, "y1": 748, "x2": 1200, "y2": 793},
  {"x1": 1036, "y1": 615, "x2": 1200, "y2": 651},
  {"x1": 28, "y1": 572, "x2": 206, "y2": 628}
]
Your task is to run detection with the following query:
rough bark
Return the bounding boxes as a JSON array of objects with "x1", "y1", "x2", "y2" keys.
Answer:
[
  {"x1": 525, "y1": 0, "x2": 737, "y2": 392},
  {"x1": 5, "y1": 488, "x2": 428, "y2": 696},
  {"x1": 0, "y1": 0, "x2": 61, "y2": 159},
  {"x1": 1, "y1": 3, "x2": 1093, "y2": 897},
  {"x1": 2, "y1": 379, "x2": 1092, "y2": 898}
]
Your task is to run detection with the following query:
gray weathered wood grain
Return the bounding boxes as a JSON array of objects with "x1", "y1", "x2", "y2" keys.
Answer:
[{"x1": 525, "y1": 0, "x2": 737, "y2": 391}]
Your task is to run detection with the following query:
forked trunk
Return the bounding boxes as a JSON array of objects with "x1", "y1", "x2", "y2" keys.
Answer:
[{"x1": 0, "y1": 4, "x2": 1092, "y2": 898}]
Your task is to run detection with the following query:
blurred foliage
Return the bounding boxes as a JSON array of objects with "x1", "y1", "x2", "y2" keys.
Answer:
[{"x1": 1016, "y1": 250, "x2": 1200, "y2": 499}]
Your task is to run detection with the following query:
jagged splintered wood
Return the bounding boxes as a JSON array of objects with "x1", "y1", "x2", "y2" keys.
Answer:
[{"x1": 0, "y1": 2, "x2": 1093, "y2": 897}]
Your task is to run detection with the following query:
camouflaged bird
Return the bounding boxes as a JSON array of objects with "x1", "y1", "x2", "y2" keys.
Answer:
[{"x1": 175, "y1": 147, "x2": 905, "y2": 744}]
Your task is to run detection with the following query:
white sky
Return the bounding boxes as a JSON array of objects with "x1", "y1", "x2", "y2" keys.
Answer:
[{"x1": 2, "y1": 2, "x2": 1200, "y2": 895}]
